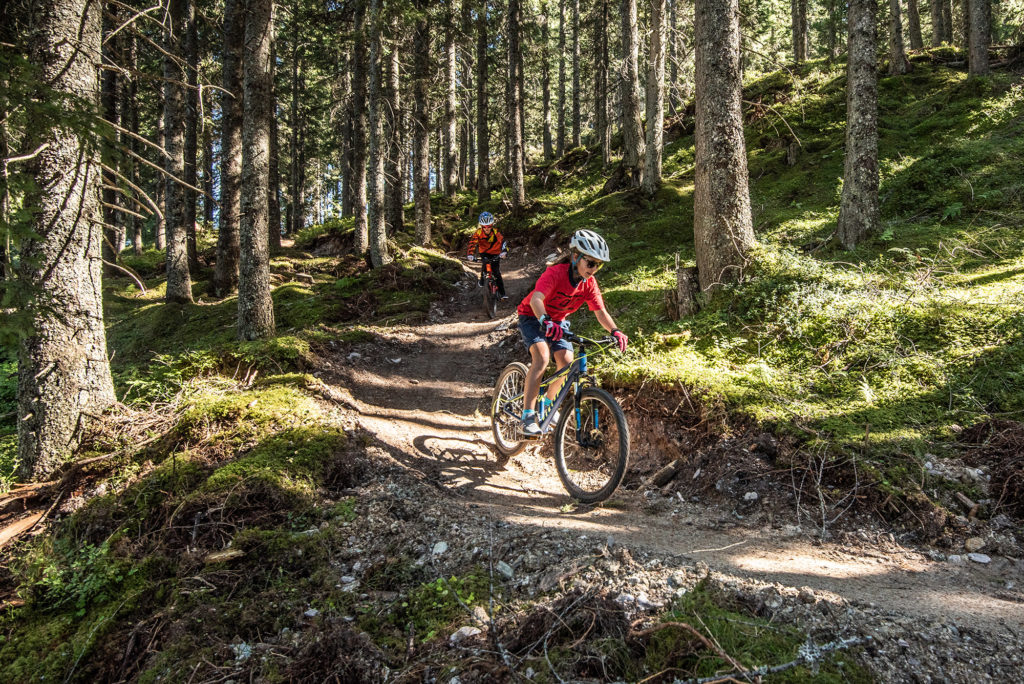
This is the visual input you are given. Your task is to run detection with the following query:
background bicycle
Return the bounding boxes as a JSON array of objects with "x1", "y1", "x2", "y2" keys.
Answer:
[
  {"x1": 490, "y1": 332, "x2": 630, "y2": 503},
  {"x1": 465, "y1": 253, "x2": 505, "y2": 319}
]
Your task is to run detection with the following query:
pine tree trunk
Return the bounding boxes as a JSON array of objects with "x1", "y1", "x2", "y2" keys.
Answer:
[
  {"x1": 827, "y1": 0, "x2": 841, "y2": 57},
  {"x1": 154, "y1": 125, "x2": 166, "y2": 251},
  {"x1": 594, "y1": 0, "x2": 609, "y2": 166},
  {"x1": 837, "y1": 0, "x2": 880, "y2": 249},
  {"x1": 907, "y1": 0, "x2": 925, "y2": 48},
  {"x1": 967, "y1": 0, "x2": 991, "y2": 75},
  {"x1": 668, "y1": 0, "x2": 678, "y2": 115},
  {"x1": 620, "y1": 0, "x2": 645, "y2": 187},
  {"x1": 508, "y1": 0, "x2": 526, "y2": 211},
  {"x1": 444, "y1": 1, "x2": 459, "y2": 196},
  {"x1": 238, "y1": 0, "x2": 276, "y2": 340},
  {"x1": 643, "y1": 0, "x2": 667, "y2": 196},
  {"x1": 889, "y1": 0, "x2": 912, "y2": 74},
  {"x1": 413, "y1": 1, "x2": 432, "y2": 243},
  {"x1": 461, "y1": 0, "x2": 475, "y2": 189},
  {"x1": 571, "y1": 0, "x2": 581, "y2": 148},
  {"x1": 214, "y1": 0, "x2": 243, "y2": 296},
  {"x1": 929, "y1": 0, "x2": 945, "y2": 45},
  {"x1": 340, "y1": 45, "x2": 354, "y2": 218},
  {"x1": 367, "y1": 0, "x2": 389, "y2": 267},
  {"x1": 17, "y1": 0, "x2": 115, "y2": 480},
  {"x1": 791, "y1": 0, "x2": 808, "y2": 62},
  {"x1": 352, "y1": 0, "x2": 369, "y2": 254},
  {"x1": 557, "y1": 0, "x2": 567, "y2": 156},
  {"x1": 942, "y1": 0, "x2": 953, "y2": 43},
  {"x1": 693, "y1": 0, "x2": 755, "y2": 291},
  {"x1": 122, "y1": 33, "x2": 144, "y2": 255},
  {"x1": 164, "y1": 0, "x2": 194, "y2": 303},
  {"x1": 476, "y1": 2, "x2": 491, "y2": 202},
  {"x1": 101, "y1": 6, "x2": 120, "y2": 274},
  {"x1": 203, "y1": 119, "x2": 215, "y2": 227},
  {"x1": 385, "y1": 24, "x2": 404, "y2": 235},
  {"x1": 542, "y1": 3, "x2": 554, "y2": 160},
  {"x1": 268, "y1": 36, "x2": 282, "y2": 250},
  {"x1": 184, "y1": 1, "x2": 200, "y2": 271}
]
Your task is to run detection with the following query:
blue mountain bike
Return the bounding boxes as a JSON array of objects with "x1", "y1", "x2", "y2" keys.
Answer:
[{"x1": 490, "y1": 332, "x2": 630, "y2": 503}]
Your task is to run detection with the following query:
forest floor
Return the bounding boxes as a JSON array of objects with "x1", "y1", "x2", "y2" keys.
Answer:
[{"x1": 305, "y1": 248, "x2": 1023, "y2": 681}]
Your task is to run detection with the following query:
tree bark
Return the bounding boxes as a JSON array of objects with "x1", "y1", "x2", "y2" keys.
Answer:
[
  {"x1": 791, "y1": 0, "x2": 808, "y2": 62},
  {"x1": 620, "y1": 0, "x2": 645, "y2": 187},
  {"x1": 413, "y1": 0, "x2": 432, "y2": 243},
  {"x1": 837, "y1": 0, "x2": 880, "y2": 249},
  {"x1": 367, "y1": 0, "x2": 390, "y2": 268},
  {"x1": 929, "y1": 0, "x2": 945, "y2": 45},
  {"x1": 122, "y1": 32, "x2": 144, "y2": 255},
  {"x1": 571, "y1": 0, "x2": 581, "y2": 148},
  {"x1": 643, "y1": 0, "x2": 667, "y2": 196},
  {"x1": 889, "y1": 0, "x2": 912, "y2": 74},
  {"x1": 693, "y1": 0, "x2": 755, "y2": 291},
  {"x1": 164, "y1": 0, "x2": 194, "y2": 303},
  {"x1": 542, "y1": 3, "x2": 554, "y2": 160},
  {"x1": 594, "y1": 0, "x2": 610, "y2": 166},
  {"x1": 907, "y1": 0, "x2": 925, "y2": 48},
  {"x1": 557, "y1": 0, "x2": 567, "y2": 156},
  {"x1": 444, "y1": 0, "x2": 459, "y2": 196},
  {"x1": 101, "y1": 6, "x2": 120, "y2": 273},
  {"x1": 967, "y1": 0, "x2": 991, "y2": 76},
  {"x1": 238, "y1": 0, "x2": 276, "y2": 340},
  {"x1": 508, "y1": 0, "x2": 527, "y2": 211},
  {"x1": 184, "y1": 0, "x2": 200, "y2": 271},
  {"x1": 942, "y1": 0, "x2": 953, "y2": 43},
  {"x1": 214, "y1": 0, "x2": 243, "y2": 296},
  {"x1": 268, "y1": 36, "x2": 282, "y2": 250},
  {"x1": 476, "y1": 1, "x2": 490, "y2": 201},
  {"x1": 385, "y1": 20, "x2": 404, "y2": 235},
  {"x1": 352, "y1": 0, "x2": 369, "y2": 254},
  {"x1": 17, "y1": 0, "x2": 116, "y2": 480}
]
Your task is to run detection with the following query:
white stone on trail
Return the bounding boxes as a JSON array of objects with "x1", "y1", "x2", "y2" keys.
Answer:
[
  {"x1": 743, "y1": 491, "x2": 759, "y2": 502},
  {"x1": 497, "y1": 560, "x2": 514, "y2": 579},
  {"x1": 967, "y1": 553, "x2": 991, "y2": 564},
  {"x1": 450, "y1": 626, "x2": 481, "y2": 643},
  {"x1": 303, "y1": 608, "x2": 320, "y2": 618},
  {"x1": 432, "y1": 541, "x2": 448, "y2": 555}
]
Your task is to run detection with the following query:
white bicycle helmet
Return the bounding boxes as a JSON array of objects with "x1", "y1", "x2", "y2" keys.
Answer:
[{"x1": 569, "y1": 229, "x2": 610, "y2": 262}]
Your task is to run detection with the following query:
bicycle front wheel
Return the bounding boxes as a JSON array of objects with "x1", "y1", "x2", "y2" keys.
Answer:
[
  {"x1": 491, "y1": 362, "x2": 529, "y2": 459},
  {"x1": 554, "y1": 387, "x2": 629, "y2": 503},
  {"x1": 484, "y1": 284, "x2": 498, "y2": 319}
]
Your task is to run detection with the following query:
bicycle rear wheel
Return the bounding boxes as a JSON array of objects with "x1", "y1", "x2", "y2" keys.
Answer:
[
  {"x1": 554, "y1": 387, "x2": 629, "y2": 503},
  {"x1": 491, "y1": 362, "x2": 529, "y2": 458}
]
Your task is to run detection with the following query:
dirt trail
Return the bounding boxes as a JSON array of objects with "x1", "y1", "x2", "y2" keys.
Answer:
[{"x1": 324, "y1": 252, "x2": 1024, "y2": 639}]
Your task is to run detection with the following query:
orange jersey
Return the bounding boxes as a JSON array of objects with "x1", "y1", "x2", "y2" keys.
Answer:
[{"x1": 467, "y1": 227, "x2": 505, "y2": 256}]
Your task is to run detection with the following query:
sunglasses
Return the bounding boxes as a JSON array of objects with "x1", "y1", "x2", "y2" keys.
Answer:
[{"x1": 581, "y1": 257, "x2": 604, "y2": 271}]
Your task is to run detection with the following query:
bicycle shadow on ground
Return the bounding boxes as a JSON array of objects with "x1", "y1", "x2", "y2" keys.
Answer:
[{"x1": 405, "y1": 433, "x2": 573, "y2": 508}]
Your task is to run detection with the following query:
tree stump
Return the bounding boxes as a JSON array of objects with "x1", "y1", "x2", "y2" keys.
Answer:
[{"x1": 665, "y1": 256, "x2": 700, "y2": 320}]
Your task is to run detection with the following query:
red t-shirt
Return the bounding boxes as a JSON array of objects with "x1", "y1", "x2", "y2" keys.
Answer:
[{"x1": 516, "y1": 262, "x2": 605, "y2": 321}]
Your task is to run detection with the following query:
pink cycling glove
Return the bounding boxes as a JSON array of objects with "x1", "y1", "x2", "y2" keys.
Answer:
[
  {"x1": 541, "y1": 316, "x2": 563, "y2": 341},
  {"x1": 612, "y1": 329, "x2": 628, "y2": 352}
]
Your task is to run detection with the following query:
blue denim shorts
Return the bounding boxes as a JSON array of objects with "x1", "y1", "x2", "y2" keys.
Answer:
[{"x1": 518, "y1": 315, "x2": 573, "y2": 354}]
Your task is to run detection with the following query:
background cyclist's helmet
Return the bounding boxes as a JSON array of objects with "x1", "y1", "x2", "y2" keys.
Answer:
[
  {"x1": 478, "y1": 211, "x2": 495, "y2": 226},
  {"x1": 569, "y1": 229, "x2": 610, "y2": 262}
]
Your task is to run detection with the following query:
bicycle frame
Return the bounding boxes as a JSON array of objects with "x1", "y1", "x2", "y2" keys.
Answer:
[{"x1": 499, "y1": 334, "x2": 611, "y2": 436}]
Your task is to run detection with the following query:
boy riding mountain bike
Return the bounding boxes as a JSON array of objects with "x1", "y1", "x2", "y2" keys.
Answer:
[
  {"x1": 466, "y1": 211, "x2": 508, "y2": 299},
  {"x1": 516, "y1": 229, "x2": 628, "y2": 437}
]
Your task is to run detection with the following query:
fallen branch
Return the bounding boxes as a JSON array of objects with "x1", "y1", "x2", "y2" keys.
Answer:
[{"x1": 102, "y1": 258, "x2": 147, "y2": 293}]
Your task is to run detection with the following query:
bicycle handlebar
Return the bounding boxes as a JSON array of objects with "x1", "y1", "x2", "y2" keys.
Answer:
[{"x1": 562, "y1": 331, "x2": 618, "y2": 348}]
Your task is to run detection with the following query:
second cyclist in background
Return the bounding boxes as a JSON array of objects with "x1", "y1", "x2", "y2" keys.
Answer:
[{"x1": 467, "y1": 211, "x2": 508, "y2": 300}]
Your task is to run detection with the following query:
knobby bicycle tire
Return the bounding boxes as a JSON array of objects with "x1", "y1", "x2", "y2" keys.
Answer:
[
  {"x1": 554, "y1": 387, "x2": 629, "y2": 503},
  {"x1": 484, "y1": 282, "x2": 499, "y2": 319},
  {"x1": 491, "y1": 362, "x2": 529, "y2": 459}
]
